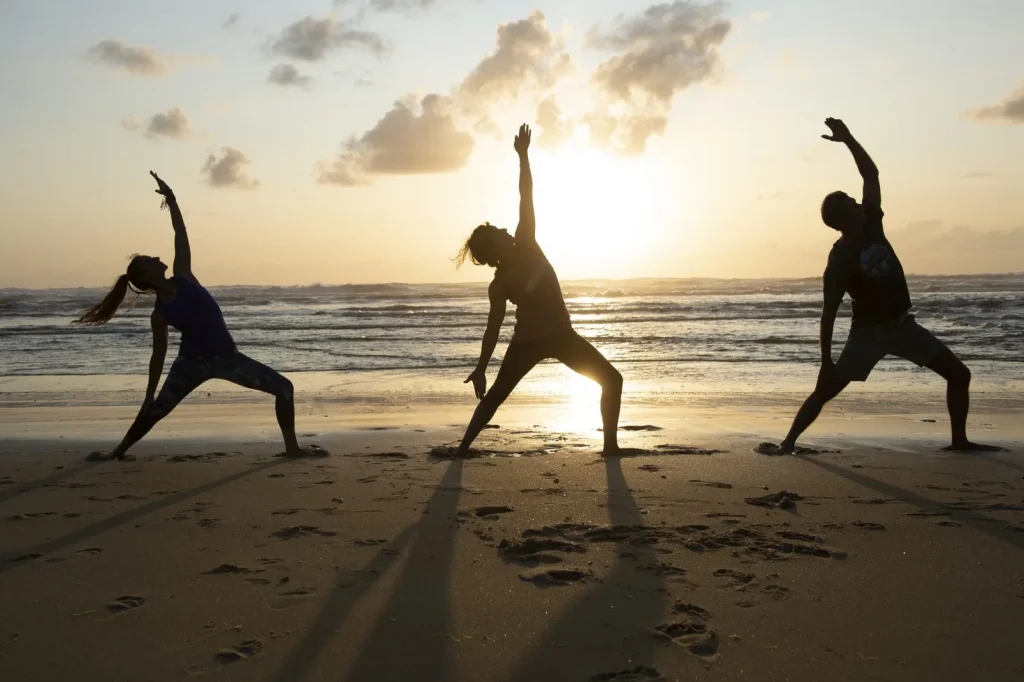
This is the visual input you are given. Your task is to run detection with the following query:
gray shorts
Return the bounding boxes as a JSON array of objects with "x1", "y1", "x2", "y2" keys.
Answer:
[{"x1": 835, "y1": 313, "x2": 949, "y2": 382}]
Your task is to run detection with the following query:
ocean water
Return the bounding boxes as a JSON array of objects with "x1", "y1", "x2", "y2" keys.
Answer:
[{"x1": 1, "y1": 275, "x2": 1023, "y2": 404}]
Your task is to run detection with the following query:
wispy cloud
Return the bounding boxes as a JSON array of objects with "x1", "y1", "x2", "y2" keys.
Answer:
[
  {"x1": 317, "y1": 95, "x2": 473, "y2": 185},
  {"x1": 202, "y1": 148, "x2": 260, "y2": 188},
  {"x1": 222, "y1": 13, "x2": 241, "y2": 30},
  {"x1": 969, "y1": 83, "x2": 1024, "y2": 123},
  {"x1": 268, "y1": 64, "x2": 313, "y2": 88},
  {"x1": 584, "y1": 1, "x2": 732, "y2": 154},
  {"x1": 269, "y1": 15, "x2": 386, "y2": 61},
  {"x1": 86, "y1": 40, "x2": 171, "y2": 76},
  {"x1": 120, "y1": 108, "x2": 193, "y2": 140}
]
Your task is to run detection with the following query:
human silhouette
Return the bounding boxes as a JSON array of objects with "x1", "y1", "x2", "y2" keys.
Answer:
[
  {"x1": 73, "y1": 172, "x2": 323, "y2": 461},
  {"x1": 775, "y1": 118, "x2": 1001, "y2": 454},
  {"x1": 452, "y1": 124, "x2": 623, "y2": 457}
]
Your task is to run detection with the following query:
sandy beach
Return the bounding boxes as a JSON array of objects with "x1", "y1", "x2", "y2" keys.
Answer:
[{"x1": 1, "y1": 397, "x2": 1021, "y2": 682}]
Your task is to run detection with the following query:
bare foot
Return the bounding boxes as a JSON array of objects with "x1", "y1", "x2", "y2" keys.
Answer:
[
  {"x1": 942, "y1": 442, "x2": 1007, "y2": 453},
  {"x1": 281, "y1": 445, "x2": 330, "y2": 458},
  {"x1": 87, "y1": 451, "x2": 135, "y2": 462},
  {"x1": 756, "y1": 442, "x2": 793, "y2": 455}
]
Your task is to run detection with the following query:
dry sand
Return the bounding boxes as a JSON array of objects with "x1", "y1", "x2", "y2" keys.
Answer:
[{"x1": 1, "y1": 403, "x2": 1022, "y2": 681}]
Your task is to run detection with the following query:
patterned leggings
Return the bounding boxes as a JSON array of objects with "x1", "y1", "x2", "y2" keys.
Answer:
[{"x1": 149, "y1": 350, "x2": 295, "y2": 427}]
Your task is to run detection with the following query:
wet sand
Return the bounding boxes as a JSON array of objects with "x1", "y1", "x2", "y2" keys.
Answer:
[{"x1": 0, "y1": 404, "x2": 1022, "y2": 681}]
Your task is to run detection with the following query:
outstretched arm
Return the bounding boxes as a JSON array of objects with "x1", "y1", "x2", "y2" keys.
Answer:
[
  {"x1": 512, "y1": 124, "x2": 536, "y2": 249},
  {"x1": 109, "y1": 310, "x2": 168, "y2": 459},
  {"x1": 150, "y1": 171, "x2": 196, "y2": 283},
  {"x1": 464, "y1": 280, "x2": 508, "y2": 400},
  {"x1": 822, "y1": 118, "x2": 880, "y2": 208}
]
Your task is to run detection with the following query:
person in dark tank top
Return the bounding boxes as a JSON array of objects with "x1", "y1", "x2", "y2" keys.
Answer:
[
  {"x1": 451, "y1": 124, "x2": 624, "y2": 457},
  {"x1": 72, "y1": 172, "x2": 325, "y2": 461}
]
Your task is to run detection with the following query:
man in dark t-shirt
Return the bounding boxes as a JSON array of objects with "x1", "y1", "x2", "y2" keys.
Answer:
[{"x1": 771, "y1": 118, "x2": 1000, "y2": 454}]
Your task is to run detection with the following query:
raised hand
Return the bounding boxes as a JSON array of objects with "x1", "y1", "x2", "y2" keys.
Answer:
[
  {"x1": 149, "y1": 170, "x2": 174, "y2": 198},
  {"x1": 821, "y1": 117, "x2": 852, "y2": 143},
  {"x1": 464, "y1": 367, "x2": 487, "y2": 400},
  {"x1": 513, "y1": 123, "x2": 531, "y2": 155}
]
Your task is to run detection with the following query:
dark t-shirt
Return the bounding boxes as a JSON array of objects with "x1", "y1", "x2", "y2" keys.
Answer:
[{"x1": 823, "y1": 203, "x2": 912, "y2": 326}]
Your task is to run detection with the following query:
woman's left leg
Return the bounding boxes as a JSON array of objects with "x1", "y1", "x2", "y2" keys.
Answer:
[
  {"x1": 212, "y1": 352, "x2": 313, "y2": 456},
  {"x1": 552, "y1": 332, "x2": 623, "y2": 454}
]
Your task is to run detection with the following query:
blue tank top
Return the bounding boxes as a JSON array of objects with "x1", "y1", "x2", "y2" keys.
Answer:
[{"x1": 155, "y1": 277, "x2": 235, "y2": 357}]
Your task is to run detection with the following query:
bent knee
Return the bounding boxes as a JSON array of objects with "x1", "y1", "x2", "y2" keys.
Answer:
[
  {"x1": 603, "y1": 367, "x2": 623, "y2": 391},
  {"x1": 951, "y1": 362, "x2": 971, "y2": 386},
  {"x1": 277, "y1": 376, "x2": 294, "y2": 400}
]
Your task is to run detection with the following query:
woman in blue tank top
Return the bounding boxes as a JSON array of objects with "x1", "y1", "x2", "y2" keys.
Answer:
[
  {"x1": 73, "y1": 172, "x2": 324, "y2": 461},
  {"x1": 451, "y1": 125, "x2": 623, "y2": 457}
]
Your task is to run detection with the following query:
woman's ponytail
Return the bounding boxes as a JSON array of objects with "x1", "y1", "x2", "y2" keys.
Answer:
[{"x1": 72, "y1": 274, "x2": 131, "y2": 325}]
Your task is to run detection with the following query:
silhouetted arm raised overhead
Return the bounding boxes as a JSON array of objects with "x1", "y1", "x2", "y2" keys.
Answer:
[
  {"x1": 822, "y1": 117, "x2": 880, "y2": 209},
  {"x1": 512, "y1": 124, "x2": 537, "y2": 250},
  {"x1": 150, "y1": 171, "x2": 197, "y2": 284}
]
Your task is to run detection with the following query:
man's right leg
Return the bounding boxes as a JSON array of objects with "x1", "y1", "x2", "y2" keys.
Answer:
[
  {"x1": 455, "y1": 343, "x2": 541, "y2": 456},
  {"x1": 780, "y1": 373, "x2": 849, "y2": 453}
]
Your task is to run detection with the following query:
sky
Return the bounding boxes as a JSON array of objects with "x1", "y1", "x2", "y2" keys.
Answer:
[{"x1": 0, "y1": 0, "x2": 1022, "y2": 288}]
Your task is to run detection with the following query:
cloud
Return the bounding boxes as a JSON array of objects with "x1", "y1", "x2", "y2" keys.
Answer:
[
  {"x1": 317, "y1": 11, "x2": 567, "y2": 186},
  {"x1": 86, "y1": 40, "x2": 171, "y2": 76},
  {"x1": 268, "y1": 64, "x2": 312, "y2": 88},
  {"x1": 535, "y1": 96, "x2": 572, "y2": 149},
  {"x1": 457, "y1": 11, "x2": 571, "y2": 112},
  {"x1": 970, "y1": 83, "x2": 1024, "y2": 123},
  {"x1": 222, "y1": 13, "x2": 240, "y2": 30},
  {"x1": 316, "y1": 94, "x2": 473, "y2": 185},
  {"x1": 119, "y1": 108, "x2": 193, "y2": 140},
  {"x1": 269, "y1": 15, "x2": 386, "y2": 61},
  {"x1": 584, "y1": 1, "x2": 731, "y2": 154},
  {"x1": 962, "y1": 171, "x2": 994, "y2": 180},
  {"x1": 201, "y1": 148, "x2": 260, "y2": 188},
  {"x1": 144, "y1": 107, "x2": 192, "y2": 139}
]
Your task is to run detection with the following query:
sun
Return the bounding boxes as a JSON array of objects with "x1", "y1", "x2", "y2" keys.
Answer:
[{"x1": 530, "y1": 140, "x2": 666, "y2": 277}]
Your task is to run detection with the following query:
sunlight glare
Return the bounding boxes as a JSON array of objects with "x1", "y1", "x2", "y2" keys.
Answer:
[{"x1": 532, "y1": 139, "x2": 666, "y2": 277}]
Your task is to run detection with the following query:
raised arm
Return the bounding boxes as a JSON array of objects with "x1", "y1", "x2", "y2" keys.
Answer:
[
  {"x1": 822, "y1": 118, "x2": 880, "y2": 208},
  {"x1": 150, "y1": 171, "x2": 196, "y2": 283},
  {"x1": 464, "y1": 280, "x2": 508, "y2": 400},
  {"x1": 512, "y1": 124, "x2": 536, "y2": 249}
]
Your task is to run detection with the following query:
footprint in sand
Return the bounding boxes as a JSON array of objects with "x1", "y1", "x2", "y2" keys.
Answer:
[
  {"x1": 353, "y1": 538, "x2": 387, "y2": 547},
  {"x1": 107, "y1": 595, "x2": 146, "y2": 613},
  {"x1": 852, "y1": 521, "x2": 887, "y2": 531},
  {"x1": 500, "y1": 537, "x2": 587, "y2": 565},
  {"x1": 591, "y1": 666, "x2": 667, "y2": 682},
  {"x1": 77, "y1": 548, "x2": 103, "y2": 556},
  {"x1": 271, "y1": 526, "x2": 337, "y2": 540},
  {"x1": 713, "y1": 569, "x2": 757, "y2": 589},
  {"x1": 691, "y1": 480, "x2": 733, "y2": 489},
  {"x1": 202, "y1": 564, "x2": 253, "y2": 576},
  {"x1": 271, "y1": 588, "x2": 318, "y2": 611},
  {"x1": 6, "y1": 553, "x2": 42, "y2": 563},
  {"x1": 518, "y1": 567, "x2": 591, "y2": 586},
  {"x1": 653, "y1": 619, "x2": 719, "y2": 659},
  {"x1": 215, "y1": 639, "x2": 263, "y2": 663},
  {"x1": 473, "y1": 505, "x2": 514, "y2": 518},
  {"x1": 745, "y1": 491, "x2": 804, "y2": 510}
]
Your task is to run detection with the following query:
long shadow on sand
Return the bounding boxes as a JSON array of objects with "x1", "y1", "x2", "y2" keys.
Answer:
[
  {"x1": 0, "y1": 459, "x2": 284, "y2": 571},
  {"x1": 0, "y1": 461, "x2": 97, "y2": 506},
  {"x1": 796, "y1": 456, "x2": 1024, "y2": 552},
  {"x1": 503, "y1": 457, "x2": 669, "y2": 681},
  {"x1": 269, "y1": 460, "x2": 463, "y2": 682}
]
